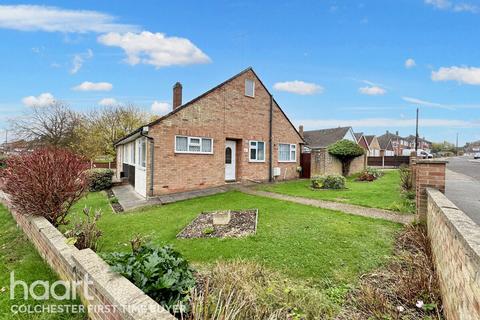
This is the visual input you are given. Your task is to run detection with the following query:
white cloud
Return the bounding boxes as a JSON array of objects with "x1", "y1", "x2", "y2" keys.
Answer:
[
  {"x1": 22, "y1": 92, "x2": 55, "y2": 107},
  {"x1": 431, "y1": 66, "x2": 480, "y2": 85},
  {"x1": 0, "y1": 5, "x2": 138, "y2": 33},
  {"x1": 151, "y1": 101, "x2": 171, "y2": 115},
  {"x1": 98, "y1": 98, "x2": 117, "y2": 106},
  {"x1": 273, "y1": 80, "x2": 324, "y2": 95},
  {"x1": 73, "y1": 81, "x2": 113, "y2": 91},
  {"x1": 402, "y1": 96, "x2": 455, "y2": 110},
  {"x1": 425, "y1": 0, "x2": 479, "y2": 13},
  {"x1": 70, "y1": 49, "x2": 93, "y2": 74},
  {"x1": 358, "y1": 86, "x2": 386, "y2": 95},
  {"x1": 98, "y1": 31, "x2": 211, "y2": 68},
  {"x1": 425, "y1": 0, "x2": 451, "y2": 9},
  {"x1": 297, "y1": 118, "x2": 477, "y2": 129},
  {"x1": 405, "y1": 58, "x2": 416, "y2": 69}
]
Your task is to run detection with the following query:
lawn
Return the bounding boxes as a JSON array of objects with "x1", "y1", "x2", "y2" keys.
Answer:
[
  {"x1": 69, "y1": 191, "x2": 402, "y2": 288},
  {"x1": 0, "y1": 205, "x2": 85, "y2": 320},
  {"x1": 257, "y1": 170, "x2": 414, "y2": 213}
]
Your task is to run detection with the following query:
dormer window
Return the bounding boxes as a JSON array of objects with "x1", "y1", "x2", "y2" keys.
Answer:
[{"x1": 245, "y1": 79, "x2": 255, "y2": 97}]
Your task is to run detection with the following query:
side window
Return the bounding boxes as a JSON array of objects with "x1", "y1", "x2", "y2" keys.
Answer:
[{"x1": 245, "y1": 79, "x2": 255, "y2": 97}]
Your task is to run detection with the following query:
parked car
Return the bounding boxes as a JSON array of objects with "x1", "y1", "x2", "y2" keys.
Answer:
[
  {"x1": 474, "y1": 153, "x2": 480, "y2": 159},
  {"x1": 402, "y1": 149, "x2": 433, "y2": 159}
]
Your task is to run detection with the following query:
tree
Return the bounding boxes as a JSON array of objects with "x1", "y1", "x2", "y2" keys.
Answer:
[
  {"x1": 11, "y1": 102, "x2": 80, "y2": 148},
  {"x1": 79, "y1": 104, "x2": 151, "y2": 157},
  {"x1": 431, "y1": 141, "x2": 456, "y2": 154},
  {"x1": 0, "y1": 148, "x2": 89, "y2": 226},
  {"x1": 327, "y1": 139, "x2": 365, "y2": 176}
]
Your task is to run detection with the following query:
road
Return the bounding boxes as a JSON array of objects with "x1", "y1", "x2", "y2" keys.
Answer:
[{"x1": 445, "y1": 156, "x2": 480, "y2": 225}]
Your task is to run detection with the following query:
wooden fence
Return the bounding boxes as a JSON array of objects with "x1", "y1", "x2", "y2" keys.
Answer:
[{"x1": 367, "y1": 156, "x2": 410, "y2": 167}]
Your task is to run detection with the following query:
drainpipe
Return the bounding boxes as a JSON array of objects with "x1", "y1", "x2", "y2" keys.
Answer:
[
  {"x1": 269, "y1": 95, "x2": 273, "y2": 182},
  {"x1": 140, "y1": 127, "x2": 155, "y2": 197}
]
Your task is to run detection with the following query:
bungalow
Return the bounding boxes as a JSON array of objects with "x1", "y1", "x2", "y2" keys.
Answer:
[
  {"x1": 303, "y1": 126, "x2": 357, "y2": 151},
  {"x1": 114, "y1": 68, "x2": 303, "y2": 197}
]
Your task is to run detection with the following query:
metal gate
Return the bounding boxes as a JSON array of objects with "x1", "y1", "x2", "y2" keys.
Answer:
[{"x1": 300, "y1": 153, "x2": 311, "y2": 178}]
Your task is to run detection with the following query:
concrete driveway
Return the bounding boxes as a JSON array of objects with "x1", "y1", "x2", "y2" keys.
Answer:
[{"x1": 446, "y1": 156, "x2": 480, "y2": 225}]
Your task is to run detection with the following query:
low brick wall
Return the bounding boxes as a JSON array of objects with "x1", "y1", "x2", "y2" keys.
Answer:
[
  {"x1": 0, "y1": 192, "x2": 175, "y2": 320},
  {"x1": 426, "y1": 188, "x2": 480, "y2": 319}
]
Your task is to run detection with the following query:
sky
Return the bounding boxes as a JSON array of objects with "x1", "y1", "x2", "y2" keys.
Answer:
[{"x1": 1, "y1": 0, "x2": 480, "y2": 145}]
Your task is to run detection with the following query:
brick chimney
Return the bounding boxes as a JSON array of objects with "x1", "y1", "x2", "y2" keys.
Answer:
[
  {"x1": 173, "y1": 82, "x2": 182, "y2": 110},
  {"x1": 299, "y1": 125, "x2": 304, "y2": 138},
  {"x1": 396, "y1": 130, "x2": 399, "y2": 136}
]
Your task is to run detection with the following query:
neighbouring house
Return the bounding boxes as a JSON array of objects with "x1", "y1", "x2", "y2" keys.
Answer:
[
  {"x1": 364, "y1": 135, "x2": 381, "y2": 156},
  {"x1": 405, "y1": 135, "x2": 432, "y2": 152},
  {"x1": 465, "y1": 140, "x2": 480, "y2": 154},
  {"x1": 114, "y1": 67, "x2": 304, "y2": 197},
  {"x1": 0, "y1": 139, "x2": 32, "y2": 155},
  {"x1": 301, "y1": 126, "x2": 366, "y2": 176},
  {"x1": 354, "y1": 132, "x2": 371, "y2": 155},
  {"x1": 377, "y1": 131, "x2": 409, "y2": 156},
  {"x1": 377, "y1": 133, "x2": 395, "y2": 156}
]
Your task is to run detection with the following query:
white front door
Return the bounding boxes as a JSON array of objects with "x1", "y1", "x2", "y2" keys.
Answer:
[{"x1": 225, "y1": 140, "x2": 236, "y2": 181}]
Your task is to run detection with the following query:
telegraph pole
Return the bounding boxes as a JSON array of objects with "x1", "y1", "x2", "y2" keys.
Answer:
[
  {"x1": 415, "y1": 107, "x2": 419, "y2": 152},
  {"x1": 456, "y1": 132, "x2": 459, "y2": 156}
]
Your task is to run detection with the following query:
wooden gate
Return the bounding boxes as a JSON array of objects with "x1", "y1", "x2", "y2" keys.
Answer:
[{"x1": 300, "y1": 153, "x2": 311, "y2": 178}]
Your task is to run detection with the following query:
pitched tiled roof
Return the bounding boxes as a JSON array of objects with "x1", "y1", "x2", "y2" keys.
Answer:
[
  {"x1": 364, "y1": 135, "x2": 375, "y2": 145},
  {"x1": 354, "y1": 132, "x2": 363, "y2": 142},
  {"x1": 377, "y1": 132, "x2": 397, "y2": 150},
  {"x1": 303, "y1": 127, "x2": 352, "y2": 148}
]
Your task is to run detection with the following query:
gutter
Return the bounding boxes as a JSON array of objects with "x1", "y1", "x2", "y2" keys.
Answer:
[
  {"x1": 140, "y1": 127, "x2": 155, "y2": 197},
  {"x1": 269, "y1": 94, "x2": 273, "y2": 182}
]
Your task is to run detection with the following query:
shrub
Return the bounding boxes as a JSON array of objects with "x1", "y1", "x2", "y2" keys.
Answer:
[
  {"x1": 357, "y1": 167, "x2": 383, "y2": 182},
  {"x1": 311, "y1": 175, "x2": 346, "y2": 189},
  {"x1": 187, "y1": 260, "x2": 336, "y2": 320},
  {"x1": 0, "y1": 156, "x2": 6, "y2": 169},
  {"x1": 328, "y1": 139, "x2": 365, "y2": 176},
  {"x1": 0, "y1": 148, "x2": 89, "y2": 226},
  {"x1": 103, "y1": 243, "x2": 196, "y2": 313},
  {"x1": 65, "y1": 207, "x2": 102, "y2": 251},
  {"x1": 109, "y1": 196, "x2": 119, "y2": 204},
  {"x1": 399, "y1": 164, "x2": 414, "y2": 192},
  {"x1": 87, "y1": 169, "x2": 114, "y2": 192}
]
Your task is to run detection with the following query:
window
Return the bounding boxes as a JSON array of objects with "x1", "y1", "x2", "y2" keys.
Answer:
[
  {"x1": 278, "y1": 143, "x2": 296, "y2": 162},
  {"x1": 137, "y1": 138, "x2": 146, "y2": 168},
  {"x1": 245, "y1": 79, "x2": 255, "y2": 97},
  {"x1": 175, "y1": 136, "x2": 213, "y2": 154},
  {"x1": 225, "y1": 147, "x2": 232, "y2": 164},
  {"x1": 249, "y1": 140, "x2": 265, "y2": 161}
]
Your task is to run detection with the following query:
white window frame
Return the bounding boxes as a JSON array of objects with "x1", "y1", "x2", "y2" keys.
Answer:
[
  {"x1": 137, "y1": 138, "x2": 147, "y2": 169},
  {"x1": 174, "y1": 135, "x2": 214, "y2": 154},
  {"x1": 249, "y1": 140, "x2": 265, "y2": 162},
  {"x1": 278, "y1": 143, "x2": 297, "y2": 162},
  {"x1": 245, "y1": 79, "x2": 255, "y2": 97}
]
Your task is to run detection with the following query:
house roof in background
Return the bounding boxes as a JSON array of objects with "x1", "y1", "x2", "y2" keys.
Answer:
[
  {"x1": 377, "y1": 133, "x2": 394, "y2": 150},
  {"x1": 303, "y1": 126, "x2": 352, "y2": 148},
  {"x1": 364, "y1": 135, "x2": 376, "y2": 145},
  {"x1": 354, "y1": 132, "x2": 363, "y2": 141}
]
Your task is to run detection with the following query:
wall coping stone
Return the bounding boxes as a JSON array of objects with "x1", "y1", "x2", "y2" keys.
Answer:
[
  {"x1": 416, "y1": 159, "x2": 448, "y2": 164},
  {"x1": 427, "y1": 188, "x2": 480, "y2": 267}
]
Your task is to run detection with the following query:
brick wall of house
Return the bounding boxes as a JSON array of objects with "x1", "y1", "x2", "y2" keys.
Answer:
[
  {"x1": 148, "y1": 69, "x2": 302, "y2": 195},
  {"x1": 426, "y1": 188, "x2": 480, "y2": 319},
  {"x1": 0, "y1": 192, "x2": 174, "y2": 320}
]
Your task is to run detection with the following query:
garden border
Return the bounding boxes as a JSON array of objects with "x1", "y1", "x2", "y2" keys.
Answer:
[{"x1": 0, "y1": 191, "x2": 175, "y2": 320}]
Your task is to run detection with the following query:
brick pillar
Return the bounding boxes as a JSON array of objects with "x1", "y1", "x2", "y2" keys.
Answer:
[{"x1": 415, "y1": 160, "x2": 447, "y2": 218}]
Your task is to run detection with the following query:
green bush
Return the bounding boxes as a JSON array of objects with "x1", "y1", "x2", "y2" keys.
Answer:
[
  {"x1": 399, "y1": 164, "x2": 413, "y2": 192},
  {"x1": 103, "y1": 243, "x2": 196, "y2": 313},
  {"x1": 311, "y1": 175, "x2": 346, "y2": 190},
  {"x1": 87, "y1": 169, "x2": 114, "y2": 191},
  {"x1": 0, "y1": 156, "x2": 6, "y2": 169},
  {"x1": 327, "y1": 140, "x2": 364, "y2": 176}
]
